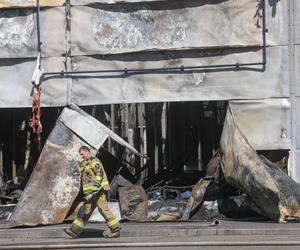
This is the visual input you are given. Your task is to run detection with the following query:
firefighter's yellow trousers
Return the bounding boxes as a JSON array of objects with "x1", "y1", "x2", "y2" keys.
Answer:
[{"x1": 69, "y1": 191, "x2": 120, "y2": 237}]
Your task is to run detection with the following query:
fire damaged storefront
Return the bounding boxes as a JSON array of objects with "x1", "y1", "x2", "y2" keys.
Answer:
[
  {"x1": 0, "y1": 101, "x2": 295, "y2": 226},
  {"x1": 0, "y1": 0, "x2": 300, "y2": 230}
]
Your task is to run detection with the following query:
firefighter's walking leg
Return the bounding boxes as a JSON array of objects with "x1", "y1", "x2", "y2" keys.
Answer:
[
  {"x1": 96, "y1": 192, "x2": 121, "y2": 238},
  {"x1": 64, "y1": 201, "x2": 96, "y2": 238}
]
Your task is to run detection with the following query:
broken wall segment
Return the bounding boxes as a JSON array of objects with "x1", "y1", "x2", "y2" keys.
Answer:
[{"x1": 220, "y1": 106, "x2": 300, "y2": 223}]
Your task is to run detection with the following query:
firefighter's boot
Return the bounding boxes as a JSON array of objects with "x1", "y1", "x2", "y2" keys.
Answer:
[
  {"x1": 103, "y1": 226, "x2": 121, "y2": 238},
  {"x1": 64, "y1": 224, "x2": 83, "y2": 239}
]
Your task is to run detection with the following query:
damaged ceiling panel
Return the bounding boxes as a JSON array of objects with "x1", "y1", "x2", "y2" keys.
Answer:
[
  {"x1": 0, "y1": 57, "x2": 68, "y2": 107},
  {"x1": 230, "y1": 99, "x2": 291, "y2": 150},
  {"x1": 0, "y1": 0, "x2": 64, "y2": 8},
  {"x1": 0, "y1": 7, "x2": 66, "y2": 58},
  {"x1": 220, "y1": 106, "x2": 300, "y2": 223},
  {"x1": 71, "y1": 46, "x2": 288, "y2": 105},
  {"x1": 71, "y1": 0, "x2": 262, "y2": 55}
]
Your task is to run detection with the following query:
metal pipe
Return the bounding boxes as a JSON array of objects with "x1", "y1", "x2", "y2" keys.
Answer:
[
  {"x1": 262, "y1": 0, "x2": 267, "y2": 65},
  {"x1": 36, "y1": 0, "x2": 41, "y2": 53},
  {"x1": 39, "y1": 1, "x2": 267, "y2": 79},
  {"x1": 43, "y1": 62, "x2": 265, "y2": 77}
]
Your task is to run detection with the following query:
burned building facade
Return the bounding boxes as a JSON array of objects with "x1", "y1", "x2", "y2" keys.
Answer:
[{"x1": 0, "y1": 0, "x2": 299, "y2": 208}]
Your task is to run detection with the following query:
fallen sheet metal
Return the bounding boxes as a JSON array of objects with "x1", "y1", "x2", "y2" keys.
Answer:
[
  {"x1": 220, "y1": 106, "x2": 300, "y2": 223},
  {"x1": 1, "y1": 103, "x2": 143, "y2": 228},
  {"x1": 119, "y1": 184, "x2": 148, "y2": 221},
  {"x1": 181, "y1": 178, "x2": 213, "y2": 220},
  {"x1": 148, "y1": 199, "x2": 187, "y2": 221}
]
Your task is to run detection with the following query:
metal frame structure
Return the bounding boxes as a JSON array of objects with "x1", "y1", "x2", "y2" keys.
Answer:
[{"x1": 35, "y1": 0, "x2": 267, "y2": 79}]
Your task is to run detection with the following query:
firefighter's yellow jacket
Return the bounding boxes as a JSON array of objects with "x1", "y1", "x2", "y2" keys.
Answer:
[{"x1": 80, "y1": 156, "x2": 110, "y2": 196}]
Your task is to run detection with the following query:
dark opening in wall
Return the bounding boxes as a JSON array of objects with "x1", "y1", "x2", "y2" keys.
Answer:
[{"x1": 0, "y1": 101, "x2": 229, "y2": 199}]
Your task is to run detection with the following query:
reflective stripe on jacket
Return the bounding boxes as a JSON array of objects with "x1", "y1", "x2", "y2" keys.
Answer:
[{"x1": 80, "y1": 156, "x2": 110, "y2": 194}]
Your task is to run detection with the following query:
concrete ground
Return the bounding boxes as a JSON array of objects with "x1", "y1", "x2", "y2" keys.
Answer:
[{"x1": 1, "y1": 220, "x2": 300, "y2": 249}]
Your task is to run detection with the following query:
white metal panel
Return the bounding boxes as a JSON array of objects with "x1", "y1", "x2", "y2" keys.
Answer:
[
  {"x1": 229, "y1": 99, "x2": 291, "y2": 150},
  {"x1": 0, "y1": 8, "x2": 66, "y2": 58},
  {"x1": 0, "y1": 57, "x2": 68, "y2": 107},
  {"x1": 71, "y1": 0, "x2": 262, "y2": 55},
  {"x1": 70, "y1": 46, "x2": 289, "y2": 105}
]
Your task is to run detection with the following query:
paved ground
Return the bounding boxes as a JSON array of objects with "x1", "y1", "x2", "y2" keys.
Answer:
[{"x1": 1, "y1": 220, "x2": 300, "y2": 249}]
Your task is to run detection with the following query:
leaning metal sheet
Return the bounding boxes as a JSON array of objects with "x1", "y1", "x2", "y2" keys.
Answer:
[
  {"x1": 230, "y1": 99, "x2": 291, "y2": 150},
  {"x1": 70, "y1": 46, "x2": 289, "y2": 105},
  {"x1": 2, "y1": 103, "x2": 142, "y2": 227},
  {"x1": 0, "y1": 57, "x2": 68, "y2": 107},
  {"x1": 60, "y1": 103, "x2": 143, "y2": 156},
  {"x1": 71, "y1": 0, "x2": 262, "y2": 55},
  {"x1": 0, "y1": 7, "x2": 66, "y2": 58},
  {"x1": 6, "y1": 120, "x2": 84, "y2": 227},
  {"x1": 220, "y1": 107, "x2": 300, "y2": 222},
  {"x1": 0, "y1": 0, "x2": 64, "y2": 8}
]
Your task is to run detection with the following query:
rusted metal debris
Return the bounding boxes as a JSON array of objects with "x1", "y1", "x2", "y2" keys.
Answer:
[
  {"x1": 182, "y1": 178, "x2": 213, "y2": 220},
  {"x1": 147, "y1": 186, "x2": 191, "y2": 221},
  {"x1": 220, "y1": 106, "x2": 300, "y2": 223},
  {"x1": 119, "y1": 184, "x2": 148, "y2": 221}
]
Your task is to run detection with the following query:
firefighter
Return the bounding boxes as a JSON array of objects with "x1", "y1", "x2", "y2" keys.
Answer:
[{"x1": 64, "y1": 146, "x2": 121, "y2": 238}]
